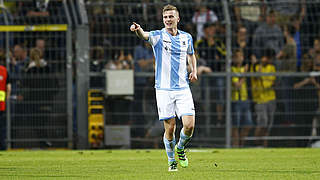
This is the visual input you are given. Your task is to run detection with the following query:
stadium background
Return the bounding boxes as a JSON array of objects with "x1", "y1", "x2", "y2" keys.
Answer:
[{"x1": 0, "y1": 0, "x2": 320, "y2": 150}]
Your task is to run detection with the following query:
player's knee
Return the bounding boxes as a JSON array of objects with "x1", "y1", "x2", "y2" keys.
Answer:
[
  {"x1": 166, "y1": 125, "x2": 175, "y2": 134},
  {"x1": 184, "y1": 124, "x2": 194, "y2": 134}
]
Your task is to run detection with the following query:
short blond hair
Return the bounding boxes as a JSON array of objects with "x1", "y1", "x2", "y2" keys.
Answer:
[
  {"x1": 30, "y1": 48, "x2": 42, "y2": 61},
  {"x1": 163, "y1": 4, "x2": 179, "y2": 16}
]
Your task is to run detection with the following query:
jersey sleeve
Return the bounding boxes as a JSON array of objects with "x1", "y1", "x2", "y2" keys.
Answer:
[
  {"x1": 187, "y1": 34, "x2": 195, "y2": 55},
  {"x1": 148, "y1": 30, "x2": 161, "y2": 47}
]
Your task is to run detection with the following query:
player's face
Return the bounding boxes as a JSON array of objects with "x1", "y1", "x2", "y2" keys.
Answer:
[{"x1": 163, "y1": 10, "x2": 179, "y2": 29}]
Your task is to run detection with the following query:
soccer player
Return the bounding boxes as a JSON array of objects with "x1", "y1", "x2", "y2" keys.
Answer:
[{"x1": 130, "y1": 4, "x2": 198, "y2": 171}]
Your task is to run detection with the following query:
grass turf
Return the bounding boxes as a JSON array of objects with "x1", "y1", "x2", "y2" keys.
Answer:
[{"x1": 0, "y1": 148, "x2": 319, "y2": 179}]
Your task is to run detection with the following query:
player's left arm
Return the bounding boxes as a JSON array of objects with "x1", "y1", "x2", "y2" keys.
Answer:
[{"x1": 188, "y1": 53, "x2": 198, "y2": 83}]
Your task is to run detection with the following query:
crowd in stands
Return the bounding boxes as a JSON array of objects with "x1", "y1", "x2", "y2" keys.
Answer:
[
  {"x1": 84, "y1": 0, "x2": 320, "y2": 147},
  {"x1": 1, "y1": 0, "x2": 320, "y2": 147},
  {"x1": 0, "y1": 0, "x2": 68, "y2": 148}
]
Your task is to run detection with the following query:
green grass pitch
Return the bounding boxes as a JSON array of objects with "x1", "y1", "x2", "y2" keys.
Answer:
[{"x1": 0, "y1": 148, "x2": 319, "y2": 179}]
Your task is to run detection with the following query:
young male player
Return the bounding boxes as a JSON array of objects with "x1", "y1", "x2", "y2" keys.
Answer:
[{"x1": 130, "y1": 4, "x2": 198, "y2": 171}]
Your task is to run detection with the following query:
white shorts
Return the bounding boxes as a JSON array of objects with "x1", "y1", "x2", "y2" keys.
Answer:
[{"x1": 156, "y1": 88, "x2": 195, "y2": 121}]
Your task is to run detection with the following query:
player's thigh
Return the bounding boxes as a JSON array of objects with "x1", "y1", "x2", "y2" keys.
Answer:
[
  {"x1": 156, "y1": 89, "x2": 175, "y2": 120},
  {"x1": 175, "y1": 88, "x2": 195, "y2": 118},
  {"x1": 163, "y1": 117, "x2": 176, "y2": 131}
]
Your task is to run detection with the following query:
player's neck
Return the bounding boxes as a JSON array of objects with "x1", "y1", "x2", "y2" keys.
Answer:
[{"x1": 166, "y1": 27, "x2": 178, "y2": 36}]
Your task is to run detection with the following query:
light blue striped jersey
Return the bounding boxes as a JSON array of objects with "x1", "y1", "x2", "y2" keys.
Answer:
[{"x1": 148, "y1": 28, "x2": 194, "y2": 90}]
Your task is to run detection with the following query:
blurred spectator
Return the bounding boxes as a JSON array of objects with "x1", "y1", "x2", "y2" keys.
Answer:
[
  {"x1": 133, "y1": 42, "x2": 154, "y2": 137},
  {"x1": 302, "y1": 0, "x2": 320, "y2": 53},
  {"x1": 134, "y1": 42, "x2": 154, "y2": 77},
  {"x1": 300, "y1": 54, "x2": 314, "y2": 73},
  {"x1": 22, "y1": 48, "x2": 58, "y2": 146},
  {"x1": 90, "y1": 46, "x2": 105, "y2": 72},
  {"x1": 195, "y1": 22, "x2": 226, "y2": 126},
  {"x1": 0, "y1": 54, "x2": 11, "y2": 150},
  {"x1": 307, "y1": 37, "x2": 320, "y2": 60},
  {"x1": 216, "y1": 21, "x2": 227, "y2": 42},
  {"x1": 191, "y1": 54, "x2": 212, "y2": 137},
  {"x1": 290, "y1": 14, "x2": 304, "y2": 71},
  {"x1": 252, "y1": 9, "x2": 284, "y2": 59},
  {"x1": 23, "y1": 47, "x2": 52, "y2": 98},
  {"x1": 250, "y1": 49, "x2": 276, "y2": 147},
  {"x1": 26, "y1": 48, "x2": 47, "y2": 71},
  {"x1": 89, "y1": 4, "x2": 111, "y2": 47},
  {"x1": 35, "y1": 38, "x2": 47, "y2": 60},
  {"x1": 18, "y1": 0, "x2": 49, "y2": 24},
  {"x1": 105, "y1": 60, "x2": 117, "y2": 70},
  {"x1": 266, "y1": 0, "x2": 306, "y2": 26},
  {"x1": 115, "y1": 50, "x2": 133, "y2": 70},
  {"x1": 233, "y1": 26, "x2": 256, "y2": 102},
  {"x1": 17, "y1": 0, "x2": 66, "y2": 24},
  {"x1": 10, "y1": 44, "x2": 29, "y2": 74},
  {"x1": 26, "y1": 0, "x2": 50, "y2": 17},
  {"x1": 8, "y1": 44, "x2": 28, "y2": 134},
  {"x1": 192, "y1": 5, "x2": 218, "y2": 40},
  {"x1": 231, "y1": 49, "x2": 253, "y2": 147},
  {"x1": 296, "y1": 54, "x2": 320, "y2": 84},
  {"x1": 233, "y1": 26, "x2": 254, "y2": 64},
  {"x1": 104, "y1": 48, "x2": 134, "y2": 127},
  {"x1": 276, "y1": 24, "x2": 297, "y2": 124},
  {"x1": 294, "y1": 53, "x2": 320, "y2": 145},
  {"x1": 133, "y1": 41, "x2": 154, "y2": 91},
  {"x1": 143, "y1": 78, "x2": 163, "y2": 148},
  {"x1": 276, "y1": 24, "x2": 297, "y2": 71},
  {"x1": 232, "y1": 0, "x2": 265, "y2": 35},
  {"x1": 90, "y1": 46, "x2": 106, "y2": 88},
  {"x1": 104, "y1": 49, "x2": 132, "y2": 70}
]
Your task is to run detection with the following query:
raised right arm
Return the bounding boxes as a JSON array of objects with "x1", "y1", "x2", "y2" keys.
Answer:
[{"x1": 130, "y1": 22, "x2": 149, "y2": 41}]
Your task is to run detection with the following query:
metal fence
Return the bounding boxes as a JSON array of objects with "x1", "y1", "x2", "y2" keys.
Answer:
[
  {"x1": 0, "y1": 0, "x2": 73, "y2": 149},
  {"x1": 85, "y1": 0, "x2": 320, "y2": 149}
]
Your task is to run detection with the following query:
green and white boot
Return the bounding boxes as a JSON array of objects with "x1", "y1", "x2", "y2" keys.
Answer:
[{"x1": 175, "y1": 145, "x2": 188, "y2": 168}]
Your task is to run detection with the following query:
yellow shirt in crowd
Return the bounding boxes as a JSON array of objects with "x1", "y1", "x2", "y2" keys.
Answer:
[
  {"x1": 250, "y1": 64, "x2": 276, "y2": 104},
  {"x1": 231, "y1": 66, "x2": 248, "y2": 101}
]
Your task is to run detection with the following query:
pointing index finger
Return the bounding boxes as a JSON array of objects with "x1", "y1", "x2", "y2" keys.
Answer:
[{"x1": 133, "y1": 22, "x2": 138, "y2": 27}]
